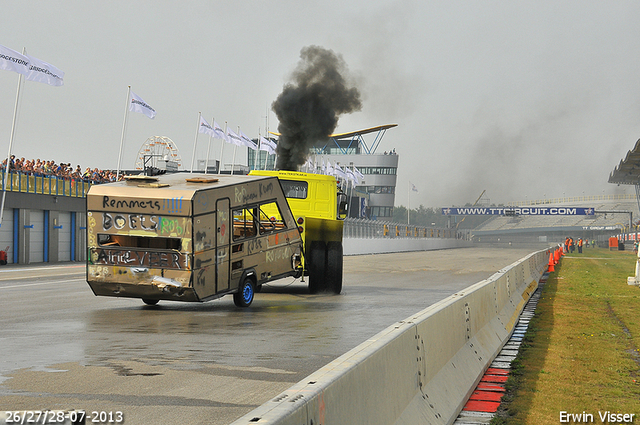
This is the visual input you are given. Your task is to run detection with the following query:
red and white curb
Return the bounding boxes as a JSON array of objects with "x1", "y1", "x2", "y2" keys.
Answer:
[{"x1": 453, "y1": 273, "x2": 548, "y2": 424}]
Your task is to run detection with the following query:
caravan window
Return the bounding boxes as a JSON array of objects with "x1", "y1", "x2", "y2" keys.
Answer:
[
  {"x1": 233, "y1": 207, "x2": 257, "y2": 240},
  {"x1": 258, "y1": 201, "x2": 286, "y2": 234},
  {"x1": 97, "y1": 234, "x2": 181, "y2": 250}
]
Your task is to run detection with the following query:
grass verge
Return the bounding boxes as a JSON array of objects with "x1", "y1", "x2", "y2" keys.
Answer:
[{"x1": 492, "y1": 248, "x2": 640, "y2": 424}]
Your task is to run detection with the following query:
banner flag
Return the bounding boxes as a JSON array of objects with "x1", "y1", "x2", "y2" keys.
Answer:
[
  {"x1": 345, "y1": 168, "x2": 356, "y2": 184},
  {"x1": 442, "y1": 207, "x2": 596, "y2": 216},
  {"x1": 129, "y1": 90, "x2": 156, "y2": 119},
  {"x1": 410, "y1": 182, "x2": 418, "y2": 192},
  {"x1": 259, "y1": 136, "x2": 276, "y2": 154},
  {"x1": 0, "y1": 44, "x2": 29, "y2": 75},
  {"x1": 226, "y1": 127, "x2": 243, "y2": 146},
  {"x1": 199, "y1": 115, "x2": 216, "y2": 137},
  {"x1": 25, "y1": 54, "x2": 64, "y2": 86},
  {"x1": 239, "y1": 130, "x2": 258, "y2": 150},
  {"x1": 213, "y1": 121, "x2": 228, "y2": 142},
  {"x1": 354, "y1": 166, "x2": 364, "y2": 182}
]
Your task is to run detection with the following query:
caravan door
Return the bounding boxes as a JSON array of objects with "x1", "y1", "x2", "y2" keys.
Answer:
[{"x1": 216, "y1": 198, "x2": 230, "y2": 293}]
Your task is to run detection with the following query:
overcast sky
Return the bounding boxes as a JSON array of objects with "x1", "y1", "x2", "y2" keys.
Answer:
[{"x1": 2, "y1": 1, "x2": 640, "y2": 207}]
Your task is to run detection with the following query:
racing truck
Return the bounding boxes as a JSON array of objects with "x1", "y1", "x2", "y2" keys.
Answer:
[{"x1": 250, "y1": 170, "x2": 346, "y2": 294}]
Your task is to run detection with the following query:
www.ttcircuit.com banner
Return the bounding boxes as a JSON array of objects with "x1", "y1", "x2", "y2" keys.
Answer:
[{"x1": 441, "y1": 207, "x2": 595, "y2": 216}]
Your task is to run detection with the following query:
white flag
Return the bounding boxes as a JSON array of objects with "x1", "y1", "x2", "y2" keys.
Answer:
[
  {"x1": 344, "y1": 167, "x2": 357, "y2": 184},
  {"x1": 239, "y1": 130, "x2": 257, "y2": 150},
  {"x1": 326, "y1": 160, "x2": 334, "y2": 176},
  {"x1": 334, "y1": 163, "x2": 347, "y2": 179},
  {"x1": 199, "y1": 116, "x2": 216, "y2": 137},
  {"x1": 354, "y1": 166, "x2": 364, "y2": 183},
  {"x1": 130, "y1": 90, "x2": 156, "y2": 119},
  {"x1": 259, "y1": 136, "x2": 276, "y2": 155},
  {"x1": 0, "y1": 44, "x2": 30, "y2": 76},
  {"x1": 213, "y1": 121, "x2": 229, "y2": 142},
  {"x1": 226, "y1": 127, "x2": 243, "y2": 146},
  {"x1": 25, "y1": 54, "x2": 64, "y2": 86}
]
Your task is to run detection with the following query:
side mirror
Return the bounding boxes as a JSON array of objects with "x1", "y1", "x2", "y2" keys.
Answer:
[{"x1": 337, "y1": 193, "x2": 348, "y2": 219}]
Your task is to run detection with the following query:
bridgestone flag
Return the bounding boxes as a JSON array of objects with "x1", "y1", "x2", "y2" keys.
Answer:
[
  {"x1": 0, "y1": 44, "x2": 29, "y2": 75},
  {"x1": 226, "y1": 127, "x2": 242, "y2": 146},
  {"x1": 25, "y1": 54, "x2": 64, "y2": 86},
  {"x1": 212, "y1": 121, "x2": 228, "y2": 142},
  {"x1": 130, "y1": 91, "x2": 156, "y2": 119},
  {"x1": 199, "y1": 116, "x2": 216, "y2": 137},
  {"x1": 259, "y1": 136, "x2": 276, "y2": 154},
  {"x1": 239, "y1": 130, "x2": 257, "y2": 150}
]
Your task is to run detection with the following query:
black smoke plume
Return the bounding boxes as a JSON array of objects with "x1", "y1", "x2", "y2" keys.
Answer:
[{"x1": 272, "y1": 46, "x2": 362, "y2": 170}]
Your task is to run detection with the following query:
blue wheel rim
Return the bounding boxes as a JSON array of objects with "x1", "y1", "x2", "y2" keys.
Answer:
[{"x1": 243, "y1": 282, "x2": 253, "y2": 304}]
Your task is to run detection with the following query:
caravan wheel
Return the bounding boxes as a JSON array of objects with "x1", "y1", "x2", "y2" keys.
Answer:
[{"x1": 234, "y1": 277, "x2": 255, "y2": 307}]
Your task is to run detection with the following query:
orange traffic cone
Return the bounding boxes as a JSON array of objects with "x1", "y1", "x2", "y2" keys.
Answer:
[
  {"x1": 554, "y1": 248, "x2": 560, "y2": 263},
  {"x1": 548, "y1": 252, "x2": 555, "y2": 272}
]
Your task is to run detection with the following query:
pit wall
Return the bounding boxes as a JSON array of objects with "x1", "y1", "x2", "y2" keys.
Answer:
[
  {"x1": 231, "y1": 248, "x2": 549, "y2": 425},
  {"x1": 343, "y1": 237, "x2": 472, "y2": 255}
]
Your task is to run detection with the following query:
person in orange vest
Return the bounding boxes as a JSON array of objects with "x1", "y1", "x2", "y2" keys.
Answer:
[
  {"x1": 578, "y1": 238, "x2": 583, "y2": 253},
  {"x1": 565, "y1": 237, "x2": 570, "y2": 253}
]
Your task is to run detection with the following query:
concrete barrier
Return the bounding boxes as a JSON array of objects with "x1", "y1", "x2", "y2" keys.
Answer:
[
  {"x1": 231, "y1": 248, "x2": 549, "y2": 425},
  {"x1": 343, "y1": 237, "x2": 472, "y2": 255}
]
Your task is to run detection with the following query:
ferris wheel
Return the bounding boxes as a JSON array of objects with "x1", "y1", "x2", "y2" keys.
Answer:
[{"x1": 134, "y1": 136, "x2": 183, "y2": 170}]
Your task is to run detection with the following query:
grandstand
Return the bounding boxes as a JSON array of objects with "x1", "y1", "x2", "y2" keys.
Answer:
[{"x1": 472, "y1": 195, "x2": 638, "y2": 245}]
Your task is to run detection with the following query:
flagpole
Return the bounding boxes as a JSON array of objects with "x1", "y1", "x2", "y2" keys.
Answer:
[
  {"x1": 117, "y1": 86, "x2": 131, "y2": 179},
  {"x1": 0, "y1": 48, "x2": 26, "y2": 226},
  {"x1": 204, "y1": 116, "x2": 214, "y2": 175},
  {"x1": 254, "y1": 128, "x2": 260, "y2": 171},
  {"x1": 408, "y1": 181, "x2": 411, "y2": 225},
  {"x1": 190, "y1": 112, "x2": 201, "y2": 173},
  {"x1": 231, "y1": 126, "x2": 239, "y2": 176},
  {"x1": 218, "y1": 121, "x2": 227, "y2": 175}
]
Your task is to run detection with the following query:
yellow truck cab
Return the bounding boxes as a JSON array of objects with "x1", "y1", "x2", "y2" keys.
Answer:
[
  {"x1": 86, "y1": 173, "x2": 303, "y2": 307},
  {"x1": 249, "y1": 170, "x2": 346, "y2": 294}
]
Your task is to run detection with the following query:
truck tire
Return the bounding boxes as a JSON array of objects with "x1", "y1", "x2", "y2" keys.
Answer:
[
  {"x1": 326, "y1": 241, "x2": 343, "y2": 294},
  {"x1": 234, "y1": 277, "x2": 255, "y2": 307},
  {"x1": 308, "y1": 241, "x2": 326, "y2": 294}
]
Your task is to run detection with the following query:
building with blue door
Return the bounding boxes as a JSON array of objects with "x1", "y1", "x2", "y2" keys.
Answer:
[{"x1": 0, "y1": 171, "x2": 87, "y2": 264}]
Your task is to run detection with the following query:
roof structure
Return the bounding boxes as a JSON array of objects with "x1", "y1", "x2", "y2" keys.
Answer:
[
  {"x1": 609, "y1": 138, "x2": 640, "y2": 185},
  {"x1": 269, "y1": 124, "x2": 398, "y2": 155}
]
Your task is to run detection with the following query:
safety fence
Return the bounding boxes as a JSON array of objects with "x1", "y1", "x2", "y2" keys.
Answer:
[
  {"x1": 507, "y1": 193, "x2": 636, "y2": 206},
  {"x1": 1, "y1": 170, "x2": 91, "y2": 198},
  {"x1": 231, "y1": 247, "x2": 549, "y2": 425},
  {"x1": 344, "y1": 217, "x2": 471, "y2": 240}
]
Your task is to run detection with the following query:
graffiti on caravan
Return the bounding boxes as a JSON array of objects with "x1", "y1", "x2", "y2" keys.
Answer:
[
  {"x1": 95, "y1": 248, "x2": 187, "y2": 269},
  {"x1": 102, "y1": 212, "x2": 190, "y2": 237},
  {"x1": 103, "y1": 212, "x2": 158, "y2": 231},
  {"x1": 102, "y1": 195, "x2": 185, "y2": 213},
  {"x1": 442, "y1": 207, "x2": 596, "y2": 216}
]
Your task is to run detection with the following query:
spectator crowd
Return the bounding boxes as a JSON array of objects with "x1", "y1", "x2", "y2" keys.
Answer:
[{"x1": 0, "y1": 155, "x2": 126, "y2": 184}]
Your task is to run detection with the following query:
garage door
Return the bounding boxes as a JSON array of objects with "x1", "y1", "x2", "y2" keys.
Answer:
[
  {"x1": 0, "y1": 209, "x2": 13, "y2": 264},
  {"x1": 30, "y1": 210, "x2": 44, "y2": 263},
  {"x1": 58, "y1": 211, "x2": 71, "y2": 261}
]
